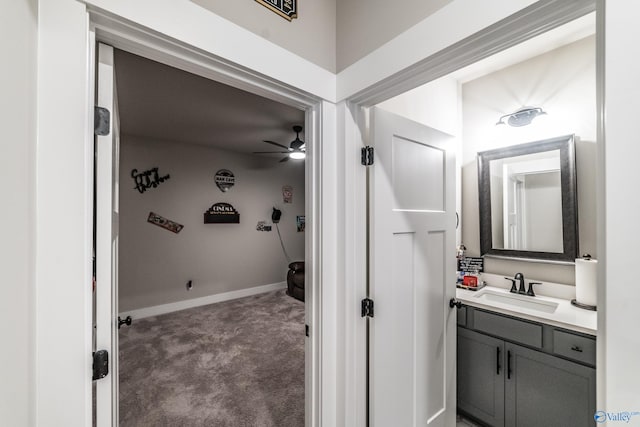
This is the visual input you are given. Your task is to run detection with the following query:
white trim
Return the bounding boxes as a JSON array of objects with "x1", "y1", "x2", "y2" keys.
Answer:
[
  {"x1": 599, "y1": 0, "x2": 640, "y2": 411},
  {"x1": 35, "y1": 3, "x2": 94, "y2": 426},
  {"x1": 83, "y1": 0, "x2": 336, "y2": 102},
  {"x1": 88, "y1": 10, "x2": 331, "y2": 427},
  {"x1": 337, "y1": 0, "x2": 536, "y2": 100},
  {"x1": 336, "y1": 100, "x2": 368, "y2": 427},
  {"x1": 119, "y1": 282, "x2": 287, "y2": 320},
  {"x1": 338, "y1": 0, "x2": 594, "y2": 104},
  {"x1": 594, "y1": 0, "x2": 606, "y2": 410}
]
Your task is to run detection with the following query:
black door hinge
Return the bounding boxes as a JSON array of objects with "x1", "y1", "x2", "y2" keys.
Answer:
[
  {"x1": 361, "y1": 146, "x2": 374, "y2": 166},
  {"x1": 94, "y1": 106, "x2": 111, "y2": 136},
  {"x1": 92, "y1": 349, "x2": 109, "y2": 380},
  {"x1": 305, "y1": 324, "x2": 310, "y2": 337},
  {"x1": 361, "y1": 298, "x2": 374, "y2": 318}
]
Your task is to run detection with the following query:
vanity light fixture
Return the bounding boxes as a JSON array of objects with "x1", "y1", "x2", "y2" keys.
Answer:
[{"x1": 496, "y1": 106, "x2": 547, "y2": 127}]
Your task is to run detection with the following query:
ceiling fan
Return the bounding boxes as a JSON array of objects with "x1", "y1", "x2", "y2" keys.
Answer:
[{"x1": 253, "y1": 125, "x2": 305, "y2": 162}]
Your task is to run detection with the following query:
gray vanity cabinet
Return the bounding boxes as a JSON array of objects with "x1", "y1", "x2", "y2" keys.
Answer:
[
  {"x1": 458, "y1": 327, "x2": 505, "y2": 427},
  {"x1": 504, "y1": 342, "x2": 596, "y2": 427},
  {"x1": 457, "y1": 307, "x2": 596, "y2": 427}
]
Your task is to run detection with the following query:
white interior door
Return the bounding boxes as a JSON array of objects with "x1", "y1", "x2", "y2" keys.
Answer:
[
  {"x1": 369, "y1": 107, "x2": 456, "y2": 427},
  {"x1": 95, "y1": 42, "x2": 120, "y2": 427}
]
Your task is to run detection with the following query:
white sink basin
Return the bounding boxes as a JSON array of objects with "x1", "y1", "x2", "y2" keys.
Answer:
[{"x1": 473, "y1": 290, "x2": 559, "y2": 313}]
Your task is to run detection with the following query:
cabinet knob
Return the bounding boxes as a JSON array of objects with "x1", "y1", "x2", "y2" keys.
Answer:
[{"x1": 571, "y1": 345, "x2": 583, "y2": 353}]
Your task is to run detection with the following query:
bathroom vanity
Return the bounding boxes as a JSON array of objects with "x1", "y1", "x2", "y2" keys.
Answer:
[{"x1": 455, "y1": 285, "x2": 597, "y2": 427}]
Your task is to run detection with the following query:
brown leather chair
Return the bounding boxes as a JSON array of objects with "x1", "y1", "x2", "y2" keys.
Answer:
[{"x1": 286, "y1": 261, "x2": 305, "y2": 302}]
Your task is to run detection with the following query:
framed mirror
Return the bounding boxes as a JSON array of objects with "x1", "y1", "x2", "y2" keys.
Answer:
[{"x1": 477, "y1": 135, "x2": 578, "y2": 262}]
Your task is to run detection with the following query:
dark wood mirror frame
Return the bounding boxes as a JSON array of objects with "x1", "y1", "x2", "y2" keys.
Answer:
[{"x1": 477, "y1": 134, "x2": 578, "y2": 262}]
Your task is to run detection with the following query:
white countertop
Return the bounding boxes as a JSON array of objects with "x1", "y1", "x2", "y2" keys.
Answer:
[{"x1": 456, "y1": 285, "x2": 597, "y2": 336}]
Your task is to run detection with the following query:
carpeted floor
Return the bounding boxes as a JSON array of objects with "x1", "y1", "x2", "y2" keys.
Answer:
[{"x1": 118, "y1": 289, "x2": 305, "y2": 427}]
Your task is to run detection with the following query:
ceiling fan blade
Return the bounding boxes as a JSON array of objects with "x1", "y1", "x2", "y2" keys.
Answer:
[
  {"x1": 264, "y1": 140, "x2": 291, "y2": 150},
  {"x1": 253, "y1": 151, "x2": 290, "y2": 154},
  {"x1": 279, "y1": 156, "x2": 290, "y2": 163}
]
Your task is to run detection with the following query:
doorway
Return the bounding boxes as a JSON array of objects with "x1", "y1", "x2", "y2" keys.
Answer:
[
  {"x1": 355, "y1": 5, "x2": 599, "y2": 426},
  {"x1": 93, "y1": 40, "x2": 320, "y2": 426}
]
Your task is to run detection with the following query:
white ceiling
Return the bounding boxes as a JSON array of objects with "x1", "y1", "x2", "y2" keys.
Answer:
[
  {"x1": 451, "y1": 13, "x2": 596, "y2": 83},
  {"x1": 114, "y1": 49, "x2": 305, "y2": 156}
]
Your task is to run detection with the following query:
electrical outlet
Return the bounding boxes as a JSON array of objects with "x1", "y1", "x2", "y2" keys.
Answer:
[{"x1": 186, "y1": 280, "x2": 193, "y2": 291}]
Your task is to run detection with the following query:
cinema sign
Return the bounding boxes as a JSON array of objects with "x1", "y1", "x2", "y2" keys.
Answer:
[{"x1": 204, "y1": 202, "x2": 240, "y2": 224}]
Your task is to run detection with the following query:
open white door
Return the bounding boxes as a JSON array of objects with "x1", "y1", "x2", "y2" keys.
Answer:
[
  {"x1": 95, "y1": 42, "x2": 120, "y2": 427},
  {"x1": 368, "y1": 107, "x2": 456, "y2": 427}
]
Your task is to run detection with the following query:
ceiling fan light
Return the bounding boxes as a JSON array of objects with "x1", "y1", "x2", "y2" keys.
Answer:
[{"x1": 289, "y1": 151, "x2": 305, "y2": 160}]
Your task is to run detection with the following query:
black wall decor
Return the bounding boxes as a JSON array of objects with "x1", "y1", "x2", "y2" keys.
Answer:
[
  {"x1": 255, "y1": 0, "x2": 297, "y2": 21},
  {"x1": 131, "y1": 168, "x2": 170, "y2": 194},
  {"x1": 457, "y1": 257, "x2": 484, "y2": 273},
  {"x1": 214, "y1": 169, "x2": 235, "y2": 192},
  {"x1": 147, "y1": 212, "x2": 184, "y2": 233},
  {"x1": 204, "y1": 202, "x2": 240, "y2": 224}
]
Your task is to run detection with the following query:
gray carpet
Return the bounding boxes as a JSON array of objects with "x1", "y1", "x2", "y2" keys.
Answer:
[{"x1": 119, "y1": 289, "x2": 305, "y2": 427}]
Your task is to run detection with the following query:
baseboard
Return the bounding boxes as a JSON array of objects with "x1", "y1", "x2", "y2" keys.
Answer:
[{"x1": 119, "y1": 281, "x2": 287, "y2": 320}]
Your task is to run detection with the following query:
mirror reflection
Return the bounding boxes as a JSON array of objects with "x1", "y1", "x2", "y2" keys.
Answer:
[
  {"x1": 489, "y1": 150, "x2": 563, "y2": 253},
  {"x1": 478, "y1": 135, "x2": 578, "y2": 262}
]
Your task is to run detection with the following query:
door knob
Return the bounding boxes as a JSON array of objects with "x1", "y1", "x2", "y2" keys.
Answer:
[{"x1": 449, "y1": 298, "x2": 463, "y2": 309}]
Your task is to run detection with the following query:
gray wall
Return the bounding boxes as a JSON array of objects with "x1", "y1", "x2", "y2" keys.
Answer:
[
  {"x1": 192, "y1": 0, "x2": 336, "y2": 72},
  {"x1": 192, "y1": 0, "x2": 456, "y2": 72},
  {"x1": 0, "y1": 0, "x2": 36, "y2": 424},
  {"x1": 119, "y1": 136, "x2": 305, "y2": 312},
  {"x1": 461, "y1": 36, "x2": 597, "y2": 284},
  {"x1": 337, "y1": 0, "x2": 453, "y2": 71}
]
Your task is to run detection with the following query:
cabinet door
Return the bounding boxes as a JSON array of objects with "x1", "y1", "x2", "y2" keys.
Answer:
[
  {"x1": 457, "y1": 327, "x2": 505, "y2": 427},
  {"x1": 505, "y1": 343, "x2": 596, "y2": 427}
]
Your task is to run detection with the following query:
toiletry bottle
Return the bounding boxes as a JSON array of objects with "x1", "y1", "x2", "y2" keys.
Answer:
[{"x1": 456, "y1": 244, "x2": 466, "y2": 284}]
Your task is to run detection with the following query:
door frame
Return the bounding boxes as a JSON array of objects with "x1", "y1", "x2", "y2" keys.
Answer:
[
  {"x1": 88, "y1": 9, "x2": 328, "y2": 427},
  {"x1": 339, "y1": 0, "x2": 601, "y2": 424}
]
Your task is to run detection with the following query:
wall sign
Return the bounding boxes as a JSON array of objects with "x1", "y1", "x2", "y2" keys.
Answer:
[
  {"x1": 255, "y1": 0, "x2": 297, "y2": 21},
  {"x1": 147, "y1": 212, "x2": 184, "y2": 233},
  {"x1": 457, "y1": 257, "x2": 484, "y2": 273},
  {"x1": 256, "y1": 221, "x2": 272, "y2": 232},
  {"x1": 204, "y1": 202, "x2": 240, "y2": 224},
  {"x1": 131, "y1": 168, "x2": 170, "y2": 194},
  {"x1": 214, "y1": 169, "x2": 235, "y2": 192}
]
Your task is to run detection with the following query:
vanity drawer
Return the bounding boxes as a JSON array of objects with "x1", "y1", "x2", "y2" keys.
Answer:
[
  {"x1": 473, "y1": 310, "x2": 542, "y2": 348},
  {"x1": 552, "y1": 330, "x2": 596, "y2": 366}
]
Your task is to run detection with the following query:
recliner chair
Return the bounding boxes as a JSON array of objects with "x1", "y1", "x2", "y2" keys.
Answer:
[{"x1": 286, "y1": 261, "x2": 304, "y2": 302}]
